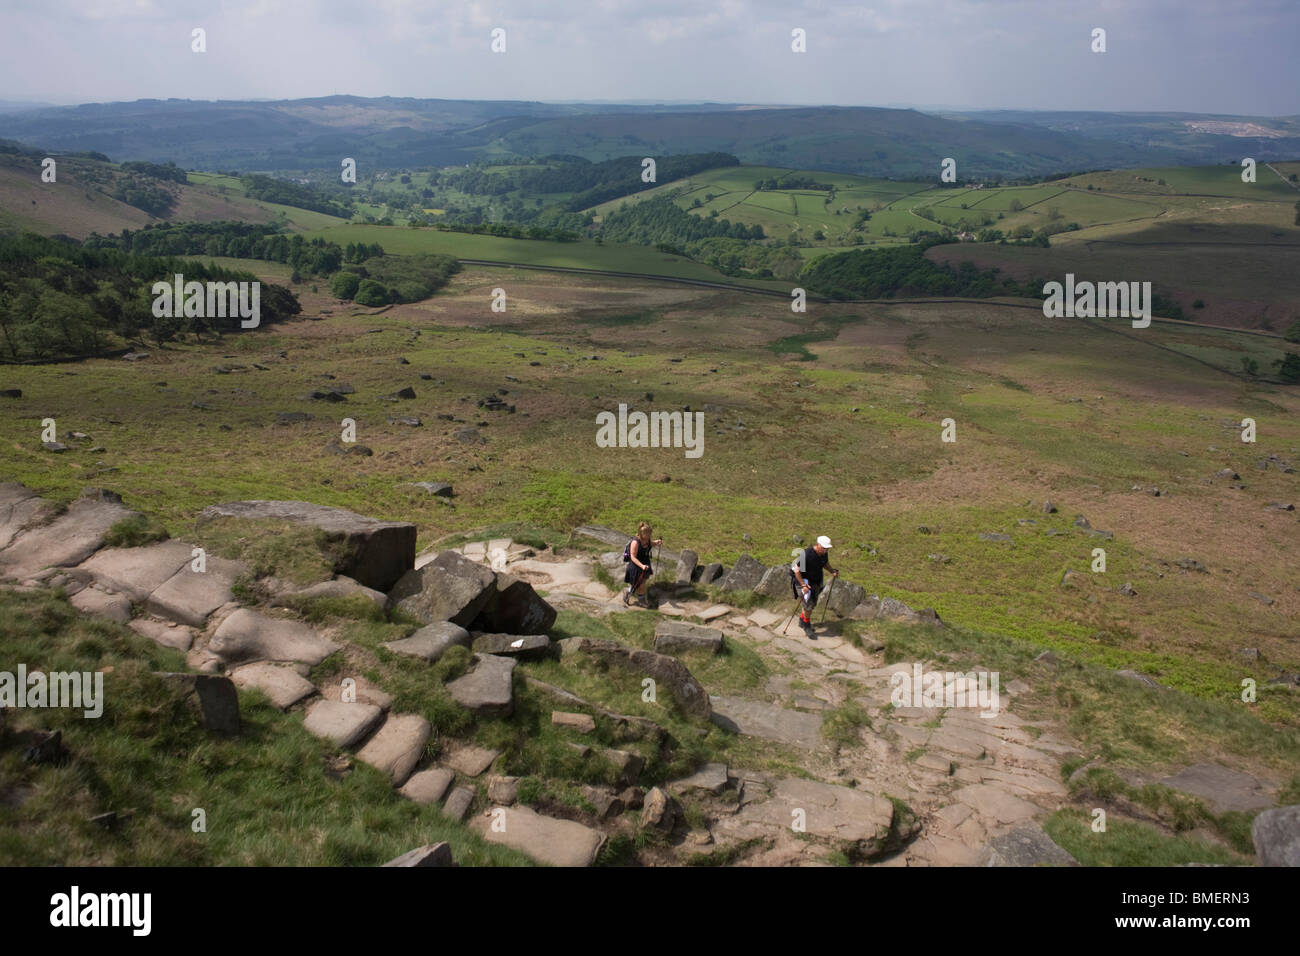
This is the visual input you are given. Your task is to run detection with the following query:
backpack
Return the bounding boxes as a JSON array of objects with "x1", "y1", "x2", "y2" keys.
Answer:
[{"x1": 622, "y1": 538, "x2": 634, "y2": 563}]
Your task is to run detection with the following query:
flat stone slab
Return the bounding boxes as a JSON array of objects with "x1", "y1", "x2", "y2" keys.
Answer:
[
  {"x1": 128, "y1": 617, "x2": 195, "y2": 651},
  {"x1": 274, "y1": 576, "x2": 387, "y2": 609},
  {"x1": 70, "y1": 586, "x2": 132, "y2": 623},
  {"x1": 382, "y1": 621, "x2": 471, "y2": 662},
  {"x1": 209, "y1": 608, "x2": 340, "y2": 665},
  {"x1": 954, "y1": 784, "x2": 1040, "y2": 826},
  {"x1": 654, "y1": 619, "x2": 724, "y2": 654},
  {"x1": 446, "y1": 653, "x2": 516, "y2": 717},
  {"x1": 356, "y1": 713, "x2": 431, "y2": 786},
  {"x1": 382, "y1": 842, "x2": 452, "y2": 867},
  {"x1": 710, "y1": 695, "x2": 823, "y2": 748},
  {"x1": 747, "y1": 608, "x2": 784, "y2": 629},
  {"x1": 0, "y1": 483, "x2": 51, "y2": 551},
  {"x1": 471, "y1": 805, "x2": 606, "y2": 866},
  {"x1": 0, "y1": 493, "x2": 135, "y2": 580},
  {"x1": 444, "y1": 745, "x2": 501, "y2": 777},
  {"x1": 79, "y1": 541, "x2": 194, "y2": 602},
  {"x1": 724, "y1": 777, "x2": 894, "y2": 848},
  {"x1": 670, "y1": 763, "x2": 730, "y2": 794},
  {"x1": 400, "y1": 768, "x2": 455, "y2": 806},
  {"x1": 1158, "y1": 763, "x2": 1275, "y2": 813},
  {"x1": 231, "y1": 662, "x2": 316, "y2": 710},
  {"x1": 318, "y1": 674, "x2": 394, "y2": 710},
  {"x1": 471, "y1": 632, "x2": 551, "y2": 659},
  {"x1": 303, "y1": 700, "x2": 384, "y2": 748},
  {"x1": 977, "y1": 825, "x2": 1079, "y2": 866},
  {"x1": 695, "y1": 605, "x2": 731, "y2": 622},
  {"x1": 146, "y1": 554, "x2": 243, "y2": 627}
]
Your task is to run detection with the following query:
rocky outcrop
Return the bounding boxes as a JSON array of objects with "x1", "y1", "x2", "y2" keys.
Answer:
[{"x1": 198, "y1": 500, "x2": 415, "y2": 591}]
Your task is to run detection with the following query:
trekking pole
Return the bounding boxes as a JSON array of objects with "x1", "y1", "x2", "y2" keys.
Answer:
[
  {"x1": 819, "y1": 577, "x2": 836, "y2": 625},
  {"x1": 781, "y1": 598, "x2": 802, "y2": 634}
]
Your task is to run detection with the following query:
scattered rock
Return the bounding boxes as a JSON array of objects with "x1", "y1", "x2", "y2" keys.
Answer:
[
  {"x1": 471, "y1": 632, "x2": 551, "y2": 659},
  {"x1": 409, "y1": 482, "x2": 453, "y2": 497},
  {"x1": 1252, "y1": 806, "x2": 1300, "y2": 867},
  {"x1": 158, "y1": 673, "x2": 240, "y2": 735},
  {"x1": 382, "y1": 621, "x2": 472, "y2": 661},
  {"x1": 382, "y1": 843, "x2": 453, "y2": 867},
  {"x1": 444, "y1": 745, "x2": 501, "y2": 777},
  {"x1": 718, "y1": 554, "x2": 766, "y2": 592}
]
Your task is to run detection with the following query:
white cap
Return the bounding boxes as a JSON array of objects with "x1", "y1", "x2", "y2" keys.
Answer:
[{"x1": 817, "y1": 535, "x2": 832, "y2": 548}]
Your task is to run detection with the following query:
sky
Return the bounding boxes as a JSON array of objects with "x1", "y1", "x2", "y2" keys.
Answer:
[{"x1": 0, "y1": 0, "x2": 1296, "y2": 114}]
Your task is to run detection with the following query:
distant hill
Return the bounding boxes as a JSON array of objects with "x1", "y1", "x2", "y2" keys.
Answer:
[{"x1": 3, "y1": 96, "x2": 1298, "y2": 178}]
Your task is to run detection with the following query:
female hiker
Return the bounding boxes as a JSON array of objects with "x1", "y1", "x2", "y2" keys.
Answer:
[{"x1": 623, "y1": 522, "x2": 663, "y2": 607}]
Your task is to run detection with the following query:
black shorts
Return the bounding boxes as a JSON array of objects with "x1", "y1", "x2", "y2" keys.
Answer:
[{"x1": 624, "y1": 563, "x2": 651, "y2": 585}]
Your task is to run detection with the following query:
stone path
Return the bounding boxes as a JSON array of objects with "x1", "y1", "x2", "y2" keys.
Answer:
[{"x1": 2, "y1": 487, "x2": 1281, "y2": 868}]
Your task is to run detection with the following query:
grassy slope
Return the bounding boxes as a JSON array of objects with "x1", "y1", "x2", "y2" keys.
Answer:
[{"x1": 1, "y1": 268, "x2": 1295, "y2": 728}]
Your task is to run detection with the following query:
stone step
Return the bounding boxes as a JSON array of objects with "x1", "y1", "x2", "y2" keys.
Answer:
[{"x1": 355, "y1": 713, "x2": 431, "y2": 786}]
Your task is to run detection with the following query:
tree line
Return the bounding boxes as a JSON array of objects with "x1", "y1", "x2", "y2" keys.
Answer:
[{"x1": 0, "y1": 233, "x2": 300, "y2": 361}]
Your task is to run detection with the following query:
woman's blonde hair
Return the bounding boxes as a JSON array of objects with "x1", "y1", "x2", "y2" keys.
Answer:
[{"x1": 637, "y1": 522, "x2": 653, "y2": 540}]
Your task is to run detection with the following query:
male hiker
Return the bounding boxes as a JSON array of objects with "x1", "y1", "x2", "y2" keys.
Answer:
[{"x1": 792, "y1": 535, "x2": 838, "y2": 636}]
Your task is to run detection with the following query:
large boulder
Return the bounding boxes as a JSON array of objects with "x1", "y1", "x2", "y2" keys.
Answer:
[
  {"x1": 382, "y1": 621, "x2": 471, "y2": 662},
  {"x1": 209, "y1": 608, "x2": 340, "y2": 666},
  {"x1": 571, "y1": 638, "x2": 710, "y2": 719},
  {"x1": 473, "y1": 572, "x2": 556, "y2": 634},
  {"x1": 675, "y1": 549, "x2": 699, "y2": 585},
  {"x1": 1252, "y1": 806, "x2": 1300, "y2": 866},
  {"x1": 753, "y1": 565, "x2": 794, "y2": 599},
  {"x1": 718, "y1": 554, "x2": 766, "y2": 592},
  {"x1": 825, "y1": 580, "x2": 867, "y2": 617},
  {"x1": 197, "y1": 500, "x2": 415, "y2": 591},
  {"x1": 388, "y1": 551, "x2": 497, "y2": 626},
  {"x1": 654, "y1": 620, "x2": 723, "y2": 655},
  {"x1": 698, "y1": 562, "x2": 724, "y2": 584}
]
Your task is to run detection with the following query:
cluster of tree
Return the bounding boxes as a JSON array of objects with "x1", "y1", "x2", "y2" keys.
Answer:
[
  {"x1": 491, "y1": 153, "x2": 741, "y2": 211},
  {"x1": 436, "y1": 167, "x2": 515, "y2": 196},
  {"x1": 329, "y1": 253, "x2": 460, "y2": 306},
  {"x1": 111, "y1": 175, "x2": 176, "y2": 216},
  {"x1": 797, "y1": 239, "x2": 1040, "y2": 299},
  {"x1": 85, "y1": 222, "x2": 368, "y2": 277},
  {"x1": 239, "y1": 174, "x2": 352, "y2": 217},
  {"x1": 754, "y1": 175, "x2": 834, "y2": 191},
  {"x1": 119, "y1": 160, "x2": 188, "y2": 184},
  {"x1": 432, "y1": 221, "x2": 580, "y2": 241},
  {"x1": 600, "y1": 197, "x2": 765, "y2": 245},
  {"x1": 0, "y1": 233, "x2": 299, "y2": 361},
  {"x1": 682, "y1": 237, "x2": 806, "y2": 281}
]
